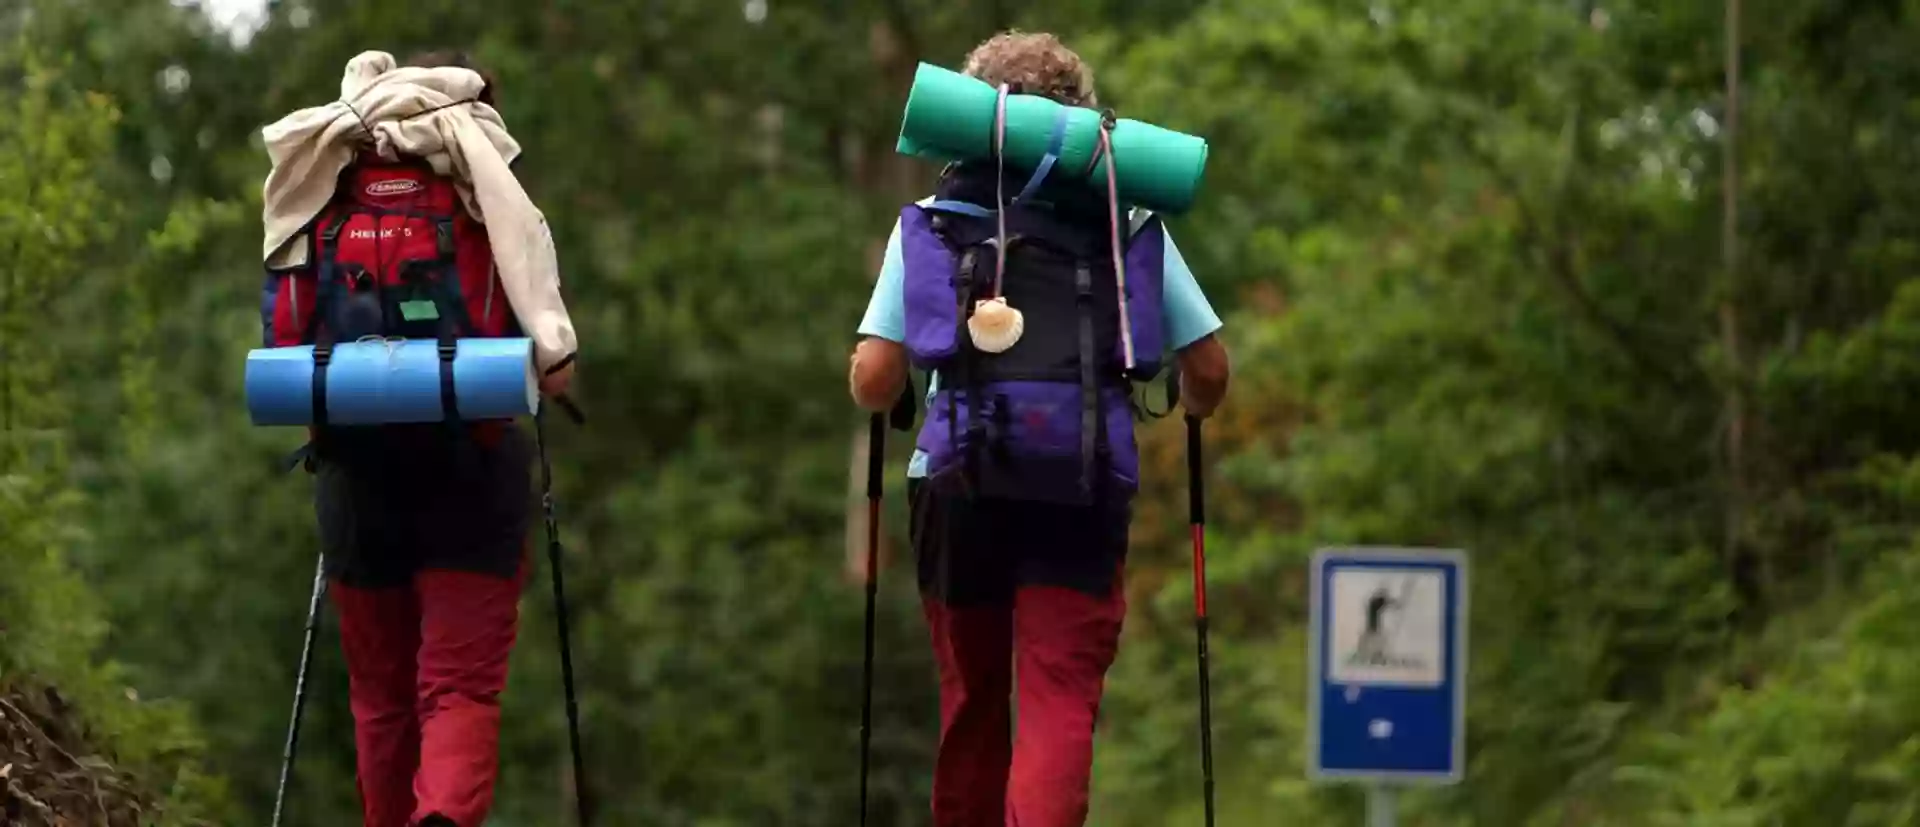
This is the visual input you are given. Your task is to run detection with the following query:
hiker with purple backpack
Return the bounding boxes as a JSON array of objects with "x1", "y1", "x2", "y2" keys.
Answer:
[{"x1": 848, "y1": 30, "x2": 1230, "y2": 827}]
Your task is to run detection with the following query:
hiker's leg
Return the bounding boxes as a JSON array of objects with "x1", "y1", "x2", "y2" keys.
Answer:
[
  {"x1": 922, "y1": 598, "x2": 1014, "y2": 826},
  {"x1": 409, "y1": 563, "x2": 526, "y2": 826},
  {"x1": 408, "y1": 424, "x2": 534, "y2": 827},
  {"x1": 1005, "y1": 580, "x2": 1125, "y2": 825},
  {"x1": 331, "y1": 582, "x2": 425, "y2": 827},
  {"x1": 1005, "y1": 497, "x2": 1131, "y2": 827},
  {"x1": 914, "y1": 479, "x2": 1017, "y2": 827},
  {"x1": 318, "y1": 448, "x2": 423, "y2": 827}
]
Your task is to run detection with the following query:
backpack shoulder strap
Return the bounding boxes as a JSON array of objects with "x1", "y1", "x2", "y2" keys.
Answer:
[{"x1": 926, "y1": 199, "x2": 994, "y2": 219}]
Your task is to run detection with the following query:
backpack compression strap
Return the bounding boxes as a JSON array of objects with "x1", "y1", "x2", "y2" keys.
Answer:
[
  {"x1": 1015, "y1": 106, "x2": 1072, "y2": 203},
  {"x1": 310, "y1": 215, "x2": 350, "y2": 429},
  {"x1": 926, "y1": 100, "x2": 1071, "y2": 218},
  {"x1": 282, "y1": 215, "x2": 347, "y2": 475},
  {"x1": 430, "y1": 215, "x2": 465, "y2": 426},
  {"x1": 1075, "y1": 262, "x2": 1100, "y2": 501},
  {"x1": 956, "y1": 248, "x2": 985, "y2": 489}
]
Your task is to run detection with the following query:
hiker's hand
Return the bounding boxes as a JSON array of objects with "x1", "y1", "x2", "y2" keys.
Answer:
[
  {"x1": 541, "y1": 361, "x2": 575, "y2": 399},
  {"x1": 1176, "y1": 334, "x2": 1230, "y2": 420},
  {"x1": 1182, "y1": 377, "x2": 1219, "y2": 419},
  {"x1": 850, "y1": 338, "x2": 908, "y2": 412}
]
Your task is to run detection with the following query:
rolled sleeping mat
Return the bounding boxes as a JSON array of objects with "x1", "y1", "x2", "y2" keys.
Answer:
[
  {"x1": 895, "y1": 62, "x2": 1210, "y2": 215},
  {"x1": 245, "y1": 337, "x2": 540, "y2": 427}
]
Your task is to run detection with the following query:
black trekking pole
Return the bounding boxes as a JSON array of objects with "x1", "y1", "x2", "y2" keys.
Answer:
[
  {"x1": 857, "y1": 410, "x2": 885, "y2": 826},
  {"x1": 271, "y1": 554, "x2": 328, "y2": 827},
  {"x1": 1186, "y1": 414, "x2": 1217, "y2": 827},
  {"x1": 856, "y1": 379, "x2": 916, "y2": 824},
  {"x1": 535, "y1": 405, "x2": 591, "y2": 825}
]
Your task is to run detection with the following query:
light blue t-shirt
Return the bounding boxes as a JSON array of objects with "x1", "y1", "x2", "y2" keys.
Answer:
[{"x1": 856, "y1": 208, "x2": 1223, "y2": 477}]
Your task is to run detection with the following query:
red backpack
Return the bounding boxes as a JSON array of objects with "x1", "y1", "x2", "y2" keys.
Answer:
[
  {"x1": 262, "y1": 154, "x2": 523, "y2": 449},
  {"x1": 262, "y1": 154, "x2": 519, "y2": 352}
]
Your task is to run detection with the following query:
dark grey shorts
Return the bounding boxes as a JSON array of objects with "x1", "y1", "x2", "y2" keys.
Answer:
[
  {"x1": 910, "y1": 478, "x2": 1133, "y2": 608},
  {"x1": 314, "y1": 423, "x2": 534, "y2": 588}
]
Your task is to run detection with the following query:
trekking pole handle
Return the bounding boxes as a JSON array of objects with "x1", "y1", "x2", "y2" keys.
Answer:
[
  {"x1": 551, "y1": 394, "x2": 586, "y2": 425},
  {"x1": 1186, "y1": 414, "x2": 1205, "y2": 526},
  {"x1": 867, "y1": 413, "x2": 885, "y2": 499}
]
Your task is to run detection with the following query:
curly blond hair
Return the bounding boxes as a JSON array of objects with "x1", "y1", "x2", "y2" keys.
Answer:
[{"x1": 962, "y1": 30, "x2": 1098, "y2": 108}]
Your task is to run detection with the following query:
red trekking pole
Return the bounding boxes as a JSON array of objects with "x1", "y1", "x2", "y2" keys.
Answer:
[{"x1": 1187, "y1": 414, "x2": 1217, "y2": 826}]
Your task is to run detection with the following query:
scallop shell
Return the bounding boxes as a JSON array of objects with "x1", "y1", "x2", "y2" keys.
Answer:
[{"x1": 968, "y1": 296, "x2": 1025, "y2": 353}]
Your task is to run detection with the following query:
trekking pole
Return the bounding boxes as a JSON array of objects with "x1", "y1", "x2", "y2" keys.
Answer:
[
  {"x1": 271, "y1": 554, "x2": 328, "y2": 827},
  {"x1": 1186, "y1": 414, "x2": 1217, "y2": 827},
  {"x1": 857, "y1": 410, "x2": 884, "y2": 826},
  {"x1": 535, "y1": 406, "x2": 592, "y2": 825}
]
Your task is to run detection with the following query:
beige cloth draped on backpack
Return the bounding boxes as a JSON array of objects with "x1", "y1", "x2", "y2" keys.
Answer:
[{"x1": 258, "y1": 50, "x2": 577, "y2": 373}]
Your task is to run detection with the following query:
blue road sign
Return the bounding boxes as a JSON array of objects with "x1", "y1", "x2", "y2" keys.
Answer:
[{"x1": 1308, "y1": 547, "x2": 1468, "y2": 784}]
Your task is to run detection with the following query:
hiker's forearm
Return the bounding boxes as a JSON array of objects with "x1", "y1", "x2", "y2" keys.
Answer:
[
  {"x1": 850, "y1": 337, "x2": 909, "y2": 412},
  {"x1": 1177, "y1": 334, "x2": 1230, "y2": 418}
]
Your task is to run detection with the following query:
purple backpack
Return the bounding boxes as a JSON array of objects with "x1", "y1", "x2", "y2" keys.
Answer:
[{"x1": 899, "y1": 157, "x2": 1168, "y2": 506}]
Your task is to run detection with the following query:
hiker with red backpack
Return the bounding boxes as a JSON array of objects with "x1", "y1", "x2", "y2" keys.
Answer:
[
  {"x1": 849, "y1": 31, "x2": 1232, "y2": 827},
  {"x1": 257, "y1": 50, "x2": 576, "y2": 827}
]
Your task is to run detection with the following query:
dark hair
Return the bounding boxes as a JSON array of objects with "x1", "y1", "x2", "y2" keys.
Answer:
[{"x1": 402, "y1": 49, "x2": 496, "y2": 107}]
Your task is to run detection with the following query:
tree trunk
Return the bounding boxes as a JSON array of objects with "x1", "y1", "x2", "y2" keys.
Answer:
[{"x1": 1720, "y1": 0, "x2": 1754, "y2": 601}]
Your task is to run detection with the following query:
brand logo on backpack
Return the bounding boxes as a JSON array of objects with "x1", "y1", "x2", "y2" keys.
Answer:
[
  {"x1": 365, "y1": 178, "x2": 423, "y2": 198},
  {"x1": 1023, "y1": 407, "x2": 1054, "y2": 434}
]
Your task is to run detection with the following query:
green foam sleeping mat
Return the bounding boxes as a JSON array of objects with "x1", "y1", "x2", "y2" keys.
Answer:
[{"x1": 896, "y1": 62, "x2": 1209, "y2": 215}]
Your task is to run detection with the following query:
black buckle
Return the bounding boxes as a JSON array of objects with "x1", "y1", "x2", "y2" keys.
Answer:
[
  {"x1": 954, "y1": 249, "x2": 977, "y2": 291},
  {"x1": 284, "y1": 442, "x2": 319, "y2": 475}
]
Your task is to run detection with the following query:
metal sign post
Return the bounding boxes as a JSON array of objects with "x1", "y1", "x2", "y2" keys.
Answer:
[
  {"x1": 1366, "y1": 784, "x2": 1397, "y2": 827},
  {"x1": 1307, "y1": 547, "x2": 1469, "y2": 825}
]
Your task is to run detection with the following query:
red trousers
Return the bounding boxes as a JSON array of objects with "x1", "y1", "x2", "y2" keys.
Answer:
[
  {"x1": 910, "y1": 479, "x2": 1132, "y2": 827},
  {"x1": 331, "y1": 565, "x2": 526, "y2": 827},
  {"x1": 923, "y1": 583, "x2": 1126, "y2": 827},
  {"x1": 313, "y1": 423, "x2": 536, "y2": 826}
]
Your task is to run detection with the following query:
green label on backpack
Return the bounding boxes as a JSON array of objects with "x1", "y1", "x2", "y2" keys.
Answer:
[{"x1": 399, "y1": 300, "x2": 440, "y2": 322}]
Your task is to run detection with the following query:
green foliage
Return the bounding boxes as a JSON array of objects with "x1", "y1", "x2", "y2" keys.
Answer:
[
  {"x1": 0, "y1": 37, "x2": 234, "y2": 825},
  {"x1": 1609, "y1": 540, "x2": 1920, "y2": 826},
  {"x1": 1089, "y1": 0, "x2": 1920, "y2": 824}
]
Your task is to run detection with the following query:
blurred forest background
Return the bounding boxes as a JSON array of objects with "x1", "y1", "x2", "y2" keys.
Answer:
[{"x1": 6, "y1": 0, "x2": 1920, "y2": 824}]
